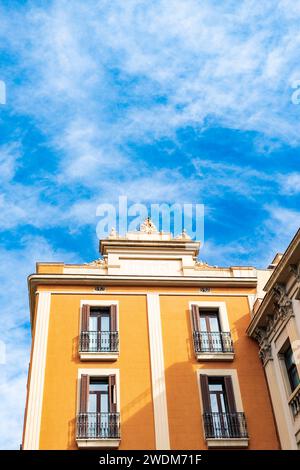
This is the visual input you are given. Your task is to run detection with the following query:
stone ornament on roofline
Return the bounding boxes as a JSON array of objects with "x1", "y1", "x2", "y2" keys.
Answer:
[
  {"x1": 289, "y1": 263, "x2": 300, "y2": 283},
  {"x1": 85, "y1": 258, "x2": 107, "y2": 267},
  {"x1": 139, "y1": 217, "x2": 158, "y2": 234},
  {"x1": 175, "y1": 229, "x2": 191, "y2": 240}
]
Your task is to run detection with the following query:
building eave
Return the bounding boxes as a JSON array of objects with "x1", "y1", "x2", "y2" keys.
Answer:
[
  {"x1": 263, "y1": 228, "x2": 300, "y2": 293},
  {"x1": 28, "y1": 273, "x2": 257, "y2": 328},
  {"x1": 247, "y1": 228, "x2": 300, "y2": 338},
  {"x1": 100, "y1": 239, "x2": 201, "y2": 256}
]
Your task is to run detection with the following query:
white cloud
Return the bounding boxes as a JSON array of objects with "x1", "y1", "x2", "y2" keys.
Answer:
[
  {"x1": 0, "y1": 0, "x2": 299, "y2": 449},
  {"x1": 279, "y1": 172, "x2": 300, "y2": 195},
  {"x1": 0, "y1": 143, "x2": 21, "y2": 182},
  {"x1": 1, "y1": 0, "x2": 299, "y2": 188},
  {"x1": 264, "y1": 205, "x2": 300, "y2": 237},
  {"x1": 0, "y1": 235, "x2": 80, "y2": 449}
]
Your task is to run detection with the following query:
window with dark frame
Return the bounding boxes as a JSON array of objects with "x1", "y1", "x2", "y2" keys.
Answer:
[
  {"x1": 191, "y1": 305, "x2": 233, "y2": 354},
  {"x1": 79, "y1": 304, "x2": 119, "y2": 353},
  {"x1": 284, "y1": 345, "x2": 300, "y2": 393},
  {"x1": 77, "y1": 374, "x2": 119, "y2": 440},
  {"x1": 200, "y1": 374, "x2": 248, "y2": 439}
]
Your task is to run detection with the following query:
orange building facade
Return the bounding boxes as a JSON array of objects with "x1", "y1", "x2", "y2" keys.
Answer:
[{"x1": 22, "y1": 219, "x2": 279, "y2": 450}]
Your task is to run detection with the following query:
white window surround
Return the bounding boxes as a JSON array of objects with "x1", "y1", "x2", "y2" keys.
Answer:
[
  {"x1": 76, "y1": 368, "x2": 121, "y2": 449},
  {"x1": 79, "y1": 300, "x2": 119, "y2": 361},
  {"x1": 189, "y1": 301, "x2": 230, "y2": 332},
  {"x1": 196, "y1": 368, "x2": 248, "y2": 448},
  {"x1": 189, "y1": 301, "x2": 234, "y2": 361}
]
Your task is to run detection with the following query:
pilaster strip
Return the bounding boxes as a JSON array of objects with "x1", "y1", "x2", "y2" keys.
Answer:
[
  {"x1": 146, "y1": 293, "x2": 170, "y2": 450},
  {"x1": 23, "y1": 292, "x2": 51, "y2": 449}
]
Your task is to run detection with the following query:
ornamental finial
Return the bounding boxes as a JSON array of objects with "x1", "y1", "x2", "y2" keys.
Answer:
[{"x1": 139, "y1": 217, "x2": 158, "y2": 234}]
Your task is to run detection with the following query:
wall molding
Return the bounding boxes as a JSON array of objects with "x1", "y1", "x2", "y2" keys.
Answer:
[
  {"x1": 23, "y1": 292, "x2": 51, "y2": 450},
  {"x1": 36, "y1": 289, "x2": 252, "y2": 297},
  {"x1": 146, "y1": 293, "x2": 170, "y2": 450}
]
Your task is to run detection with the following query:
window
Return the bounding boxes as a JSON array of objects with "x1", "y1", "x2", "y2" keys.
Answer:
[
  {"x1": 199, "y1": 309, "x2": 222, "y2": 352},
  {"x1": 200, "y1": 374, "x2": 248, "y2": 440},
  {"x1": 79, "y1": 304, "x2": 119, "y2": 359},
  {"x1": 89, "y1": 307, "x2": 113, "y2": 351},
  {"x1": 77, "y1": 374, "x2": 119, "y2": 442},
  {"x1": 208, "y1": 378, "x2": 228, "y2": 414},
  {"x1": 284, "y1": 345, "x2": 300, "y2": 393},
  {"x1": 191, "y1": 305, "x2": 233, "y2": 358}
]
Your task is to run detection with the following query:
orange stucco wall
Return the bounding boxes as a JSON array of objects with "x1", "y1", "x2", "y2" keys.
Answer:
[
  {"x1": 160, "y1": 294, "x2": 279, "y2": 449},
  {"x1": 39, "y1": 293, "x2": 155, "y2": 450},
  {"x1": 30, "y1": 286, "x2": 279, "y2": 450}
]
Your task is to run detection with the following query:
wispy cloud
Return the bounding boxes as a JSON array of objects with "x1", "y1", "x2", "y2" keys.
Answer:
[
  {"x1": 0, "y1": 235, "x2": 80, "y2": 449},
  {"x1": 0, "y1": 0, "x2": 299, "y2": 448}
]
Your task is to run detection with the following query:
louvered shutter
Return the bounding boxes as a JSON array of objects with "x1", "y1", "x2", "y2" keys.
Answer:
[{"x1": 108, "y1": 374, "x2": 117, "y2": 413}]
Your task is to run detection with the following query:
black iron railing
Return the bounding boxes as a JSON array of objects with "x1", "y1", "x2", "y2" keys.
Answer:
[
  {"x1": 203, "y1": 412, "x2": 248, "y2": 439},
  {"x1": 193, "y1": 331, "x2": 234, "y2": 353},
  {"x1": 76, "y1": 412, "x2": 120, "y2": 439},
  {"x1": 290, "y1": 386, "x2": 300, "y2": 417},
  {"x1": 79, "y1": 331, "x2": 119, "y2": 352}
]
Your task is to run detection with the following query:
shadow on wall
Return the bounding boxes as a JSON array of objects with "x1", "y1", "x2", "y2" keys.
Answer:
[{"x1": 64, "y1": 305, "x2": 279, "y2": 450}]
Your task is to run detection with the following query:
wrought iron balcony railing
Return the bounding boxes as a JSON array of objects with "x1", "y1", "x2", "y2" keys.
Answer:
[
  {"x1": 203, "y1": 412, "x2": 248, "y2": 439},
  {"x1": 79, "y1": 331, "x2": 119, "y2": 353},
  {"x1": 289, "y1": 386, "x2": 300, "y2": 417},
  {"x1": 76, "y1": 412, "x2": 120, "y2": 439},
  {"x1": 193, "y1": 331, "x2": 234, "y2": 354}
]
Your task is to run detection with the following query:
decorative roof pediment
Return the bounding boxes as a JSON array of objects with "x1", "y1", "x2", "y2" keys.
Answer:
[{"x1": 139, "y1": 217, "x2": 158, "y2": 234}]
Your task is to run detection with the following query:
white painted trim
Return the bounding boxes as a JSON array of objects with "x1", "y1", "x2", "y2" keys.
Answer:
[
  {"x1": 196, "y1": 352, "x2": 234, "y2": 362},
  {"x1": 196, "y1": 368, "x2": 244, "y2": 412},
  {"x1": 77, "y1": 368, "x2": 120, "y2": 413},
  {"x1": 146, "y1": 293, "x2": 170, "y2": 450},
  {"x1": 76, "y1": 438, "x2": 120, "y2": 448},
  {"x1": 79, "y1": 352, "x2": 119, "y2": 361},
  {"x1": 80, "y1": 299, "x2": 119, "y2": 307},
  {"x1": 23, "y1": 292, "x2": 51, "y2": 450},
  {"x1": 247, "y1": 294, "x2": 256, "y2": 312},
  {"x1": 206, "y1": 438, "x2": 249, "y2": 448},
  {"x1": 189, "y1": 301, "x2": 230, "y2": 332},
  {"x1": 271, "y1": 342, "x2": 297, "y2": 449},
  {"x1": 37, "y1": 289, "x2": 254, "y2": 297}
]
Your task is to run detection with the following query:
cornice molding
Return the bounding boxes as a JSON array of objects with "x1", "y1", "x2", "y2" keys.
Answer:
[
  {"x1": 28, "y1": 273, "x2": 257, "y2": 327},
  {"x1": 249, "y1": 282, "x2": 295, "y2": 365}
]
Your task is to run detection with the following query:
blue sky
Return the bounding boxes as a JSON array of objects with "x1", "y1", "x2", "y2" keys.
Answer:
[{"x1": 0, "y1": 0, "x2": 300, "y2": 449}]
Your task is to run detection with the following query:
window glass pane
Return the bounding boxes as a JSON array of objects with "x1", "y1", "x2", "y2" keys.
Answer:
[
  {"x1": 290, "y1": 366, "x2": 300, "y2": 391},
  {"x1": 100, "y1": 315, "x2": 110, "y2": 332},
  {"x1": 88, "y1": 393, "x2": 97, "y2": 412},
  {"x1": 209, "y1": 316, "x2": 220, "y2": 333},
  {"x1": 89, "y1": 316, "x2": 98, "y2": 331},
  {"x1": 101, "y1": 394, "x2": 109, "y2": 413},
  {"x1": 90, "y1": 382, "x2": 108, "y2": 392},
  {"x1": 284, "y1": 347, "x2": 294, "y2": 367},
  {"x1": 209, "y1": 384, "x2": 223, "y2": 392},
  {"x1": 200, "y1": 317, "x2": 207, "y2": 331},
  {"x1": 209, "y1": 393, "x2": 218, "y2": 412},
  {"x1": 220, "y1": 394, "x2": 226, "y2": 412}
]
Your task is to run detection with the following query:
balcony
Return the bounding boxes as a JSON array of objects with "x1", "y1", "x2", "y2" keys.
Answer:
[
  {"x1": 76, "y1": 412, "x2": 120, "y2": 448},
  {"x1": 79, "y1": 331, "x2": 119, "y2": 361},
  {"x1": 203, "y1": 412, "x2": 249, "y2": 448},
  {"x1": 193, "y1": 331, "x2": 234, "y2": 361},
  {"x1": 289, "y1": 383, "x2": 300, "y2": 418}
]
